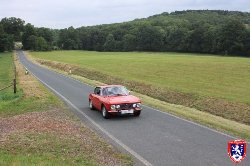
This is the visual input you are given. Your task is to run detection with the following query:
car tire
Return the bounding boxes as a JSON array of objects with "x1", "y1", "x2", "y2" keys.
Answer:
[
  {"x1": 89, "y1": 100, "x2": 94, "y2": 110},
  {"x1": 134, "y1": 110, "x2": 141, "y2": 117},
  {"x1": 102, "y1": 106, "x2": 110, "y2": 119}
]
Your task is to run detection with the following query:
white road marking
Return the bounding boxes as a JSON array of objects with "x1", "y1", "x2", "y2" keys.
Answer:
[{"x1": 20, "y1": 57, "x2": 153, "y2": 166}]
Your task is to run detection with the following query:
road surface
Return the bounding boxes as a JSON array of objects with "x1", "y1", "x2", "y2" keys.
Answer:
[{"x1": 17, "y1": 50, "x2": 249, "y2": 166}]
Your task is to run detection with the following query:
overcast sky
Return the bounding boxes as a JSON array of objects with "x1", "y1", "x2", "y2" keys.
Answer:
[{"x1": 0, "y1": 0, "x2": 249, "y2": 29}]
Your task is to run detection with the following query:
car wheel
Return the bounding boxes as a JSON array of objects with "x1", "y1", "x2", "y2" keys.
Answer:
[
  {"x1": 89, "y1": 100, "x2": 94, "y2": 110},
  {"x1": 102, "y1": 106, "x2": 110, "y2": 119},
  {"x1": 134, "y1": 110, "x2": 141, "y2": 117}
]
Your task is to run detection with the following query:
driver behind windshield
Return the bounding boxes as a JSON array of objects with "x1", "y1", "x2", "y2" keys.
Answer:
[{"x1": 103, "y1": 86, "x2": 129, "y2": 96}]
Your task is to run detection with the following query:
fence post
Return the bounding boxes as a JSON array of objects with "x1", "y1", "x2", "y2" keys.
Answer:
[
  {"x1": 13, "y1": 52, "x2": 17, "y2": 94},
  {"x1": 13, "y1": 79, "x2": 16, "y2": 93}
]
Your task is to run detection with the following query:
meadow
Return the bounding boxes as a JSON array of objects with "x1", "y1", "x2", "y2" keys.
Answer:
[{"x1": 31, "y1": 50, "x2": 250, "y2": 104}]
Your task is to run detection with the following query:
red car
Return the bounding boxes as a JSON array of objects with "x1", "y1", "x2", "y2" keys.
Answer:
[{"x1": 89, "y1": 85, "x2": 142, "y2": 119}]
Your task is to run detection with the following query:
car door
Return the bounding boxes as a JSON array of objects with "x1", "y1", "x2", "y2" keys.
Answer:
[{"x1": 92, "y1": 87, "x2": 102, "y2": 110}]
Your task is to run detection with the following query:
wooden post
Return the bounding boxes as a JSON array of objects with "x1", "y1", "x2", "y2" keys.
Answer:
[
  {"x1": 13, "y1": 79, "x2": 16, "y2": 93},
  {"x1": 13, "y1": 52, "x2": 17, "y2": 94}
]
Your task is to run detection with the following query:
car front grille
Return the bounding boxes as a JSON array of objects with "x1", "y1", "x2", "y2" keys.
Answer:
[{"x1": 120, "y1": 103, "x2": 133, "y2": 110}]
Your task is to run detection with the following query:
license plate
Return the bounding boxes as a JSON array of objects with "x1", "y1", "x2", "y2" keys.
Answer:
[{"x1": 121, "y1": 109, "x2": 134, "y2": 114}]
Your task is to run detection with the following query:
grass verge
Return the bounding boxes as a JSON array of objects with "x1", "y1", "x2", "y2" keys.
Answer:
[
  {"x1": 25, "y1": 52, "x2": 250, "y2": 141},
  {"x1": 0, "y1": 52, "x2": 132, "y2": 166}
]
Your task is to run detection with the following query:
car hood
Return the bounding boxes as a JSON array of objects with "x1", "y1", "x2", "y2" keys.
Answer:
[{"x1": 107, "y1": 95, "x2": 140, "y2": 104}]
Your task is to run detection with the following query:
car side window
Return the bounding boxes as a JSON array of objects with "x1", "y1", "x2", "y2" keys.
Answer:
[
  {"x1": 102, "y1": 88, "x2": 107, "y2": 96},
  {"x1": 94, "y1": 87, "x2": 101, "y2": 95}
]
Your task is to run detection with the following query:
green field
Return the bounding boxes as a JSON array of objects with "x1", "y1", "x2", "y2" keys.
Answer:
[{"x1": 30, "y1": 50, "x2": 250, "y2": 104}]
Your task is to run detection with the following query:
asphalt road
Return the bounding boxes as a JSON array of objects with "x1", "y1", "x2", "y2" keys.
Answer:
[{"x1": 17, "y1": 50, "x2": 249, "y2": 166}]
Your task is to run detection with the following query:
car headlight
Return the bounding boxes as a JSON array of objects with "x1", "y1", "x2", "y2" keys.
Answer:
[
  {"x1": 133, "y1": 103, "x2": 137, "y2": 108},
  {"x1": 116, "y1": 105, "x2": 120, "y2": 109},
  {"x1": 137, "y1": 103, "x2": 141, "y2": 108},
  {"x1": 111, "y1": 105, "x2": 116, "y2": 110}
]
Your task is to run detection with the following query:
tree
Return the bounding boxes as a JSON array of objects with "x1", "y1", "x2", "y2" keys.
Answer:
[
  {"x1": 123, "y1": 34, "x2": 136, "y2": 51},
  {"x1": 0, "y1": 17, "x2": 25, "y2": 41},
  {"x1": 27, "y1": 35, "x2": 38, "y2": 50},
  {"x1": 202, "y1": 26, "x2": 218, "y2": 53},
  {"x1": 58, "y1": 27, "x2": 80, "y2": 50},
  {"x1": 63, "y1": 39, "x2": 76, "y2": 50},
  {"x1": 22, "y1": 23, "x2": 36, "y2": 50},
  {"x1": 164, "y1": 26, "x2": 189, "y2": 51},
  {"x1": 243, "y1": 30, "x2": 250, "y2": 56},
  {"x1": 0, "y1": 24, "x2": 14, "y2": 52},
  {"x1": 136, "y1": 24, "x2": 164, "y2": 51},
  {"x1": 26, "y1": 35, "x2": 48, "y2": 51},
  {"x1": 186, "y1": 22, "x2": 210, "y2": 53},
  {"x1": 36, "y1": 27, "x2": 54, "y2": 45},
  {"x1": 89, "y1": 28, "x2": 105, "y2": 51},
  {"x1": 36, "y1": 37, "x2": 48, "y2": 51},
  {"x1": 103, "y1": 34, "x2": 116, "y2": 51},
  {"x1": 0, "y1": 34, "x2": 14, "y2": 52},
  {"x1": 218, "y1": 19, "x2": 247, "y2": 55}
]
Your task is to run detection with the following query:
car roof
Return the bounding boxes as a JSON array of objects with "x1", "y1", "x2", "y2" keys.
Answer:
[{"x1": 98, "y1": 85, "x2": 123, "y2": 88}]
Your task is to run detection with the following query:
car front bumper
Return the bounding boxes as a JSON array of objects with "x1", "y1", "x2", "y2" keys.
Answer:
[{"x1": 108, "y1": 108, "x2": 141, "y2": 115}]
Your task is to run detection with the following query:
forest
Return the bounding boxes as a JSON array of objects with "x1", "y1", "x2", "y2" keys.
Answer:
[{"x1": 1, "y1": 10, "x2": 250, "y2": 56}]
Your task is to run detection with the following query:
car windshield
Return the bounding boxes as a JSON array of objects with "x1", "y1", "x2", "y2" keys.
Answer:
[{"x1": 103, "y1": 86, "x2": 129, "y2": 96}]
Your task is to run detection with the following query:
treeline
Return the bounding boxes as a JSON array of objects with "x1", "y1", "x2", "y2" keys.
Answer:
[
  {"x1": 21, "y1": 23, "x2": 57, "y2": 51},
  {"x1": 59, "y1": 10, "x2": 250, "y2": 56},
  {"x1": 0, "y1": 18, "x2": 56, "y2": 51},
  {"x1": 0, "y1": 18, "x2": 24, "y2": 51},
  {"x1": 1, "y1": 10, "x2": 250, "y2": 56}
]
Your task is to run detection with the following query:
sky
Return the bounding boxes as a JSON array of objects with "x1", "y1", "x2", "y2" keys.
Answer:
[{"x1": 0, "y1": 0, "x2": 249, "y2": 29}]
